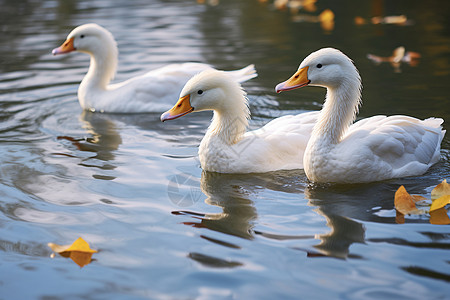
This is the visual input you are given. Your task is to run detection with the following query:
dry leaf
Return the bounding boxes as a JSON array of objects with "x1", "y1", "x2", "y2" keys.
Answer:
[
  {"x1": 431, "y1": 179, "x2": 450, "y2": 200},
  {"x1": 430, "y1": 195, "x2": 450, "y2": 212},
  {"x1": 394, "y1": 182, "x2": 450, "y2": 224},
  {"x1": 382, "y1": 15, "x2": 408, "y2": 25},
  {"x1": 319, "y1": 9, "x2": 334, "y2": 32},
  {"x1": 354, "y1": 16, "x2": 367, "y2": 25},
  {"x1": 48, "y1": 237, "x2": 97, "y2": 268},
  {"x1": 319, "y1": 9, "x2": 334, "y2": 23},
  {"x1": 391, "y1": 47, "x2": 406, "y2": 63},
  {"x1": 394, "y1": 186, "x2": 423, "y2": 215},
  {"x1": 411, "y1": 195, "x2": 427, "y2": 203},
  {"x1": 430, "y1": 207, "x2": 450, "y2": 225},
  {"x1": 302, "y1": 0, "x2": 317, "y2": 12},
  {"x1": 371, "y1": 15, "x2": 408, "y2": 25},
  {"x1": 274, "y1": 0, "x2": 289, "y2": 10}
]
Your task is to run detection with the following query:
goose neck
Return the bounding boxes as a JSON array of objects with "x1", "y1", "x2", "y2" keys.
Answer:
[
  {"x1": 312, "y1": 80, "x2": 361, "y2": 144},
  {"x1": 82, "y1": 47, "x2": 118, "y2": 90},
  {"x1": 206, "y1": 108, "x2": 249, "y2": 145}
]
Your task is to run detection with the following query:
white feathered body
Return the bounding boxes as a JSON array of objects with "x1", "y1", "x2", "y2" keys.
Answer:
[
  {"x1": 199, "y1": 111, "x2": 318, "y2": 173},
  {"x1": 56, "y1": 23, "x2": 257, "y2": 113},
  {"x1": 289, "y1": 48, "x2": 446, "y2": 183},
  {"x1": 79, "y1": 62, "x2": 256, "y2": 113},
  {"x1": 304, "y1": 115, "x2": 445, "y2": 183},
  {"x1": 167, "y1": 69, "x2": 318, "y2": 174}
]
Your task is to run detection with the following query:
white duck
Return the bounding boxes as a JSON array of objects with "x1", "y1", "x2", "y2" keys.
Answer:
[
  {"x1": 161, "y1": 69, "x2": 318, "y2": 173},
  {"x1": 52, "y1": 23, "x2": 257, "y2": 113},
  {"x1": 276, "y1": 48, "x2": 445, "y2": 183}
]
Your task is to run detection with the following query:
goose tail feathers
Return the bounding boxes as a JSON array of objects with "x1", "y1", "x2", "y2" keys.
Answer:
[{"x1": 225, "y1": 64, "x2": 258, "y2": 83}]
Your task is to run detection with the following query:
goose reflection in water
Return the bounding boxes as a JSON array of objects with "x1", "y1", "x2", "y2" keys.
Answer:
[
  {"x1": 173, "y1": 170, "x2": 367, "y2": 260},
  {"x1": 303, "y1": 186, "x2": 366, "y2": 259},
  {"x1": 174, "y1": 171, "x2": 258, "y2": 240},
  {"x1": 56, "y1": 111, "x2": 122, "y2": 178}
]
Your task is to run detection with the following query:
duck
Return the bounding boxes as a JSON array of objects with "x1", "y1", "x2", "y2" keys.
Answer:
[
  {"x1": 52, "y1": 23, "x2": 257, "y2": 113},
  {"x1": 276, "y1": 47, "x2": 445, "y2": 183},
  {"x1": 160, "y1": 69, "x2": 318, "y2": 173}
]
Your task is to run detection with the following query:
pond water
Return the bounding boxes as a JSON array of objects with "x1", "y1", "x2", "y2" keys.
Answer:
[{"x1": 1, "y1": 0, "x2": 450, "y2": 299}]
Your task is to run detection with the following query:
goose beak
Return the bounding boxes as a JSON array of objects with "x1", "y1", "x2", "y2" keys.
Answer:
[
  {"x1": 275, "y1": 66, "x2": 310, "y2": 93},
  {"x1": 52, "y1": 37, "x2": 76, "y2": 55},
  {"x1": 161, "y1": 95, "x2": 194, "y2": 122}
]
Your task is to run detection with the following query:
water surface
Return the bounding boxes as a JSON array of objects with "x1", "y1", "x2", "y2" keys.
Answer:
[{"x1": 1, "y1": 0, "x2": 450, "y2": 299}]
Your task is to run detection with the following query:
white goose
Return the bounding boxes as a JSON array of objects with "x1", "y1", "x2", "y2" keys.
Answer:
[
  {"x1": 52, "y1": 23, "x2": 257, "y2": 113},
  {"x1": 161, "y1": 69, "x2": 318, "y2": 173},
  {"x1": 276, "y1": 48, "x2": 445, "y2": 183}
]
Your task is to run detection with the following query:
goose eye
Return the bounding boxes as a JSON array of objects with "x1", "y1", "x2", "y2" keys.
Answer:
[
  {"x1": 316, "y1": 64, "x2": 322, "y2": 68},
  {"x1": 197, "y1": 90, "x2": 203, "y2": 95},
  {"x1": 80, "y1": 35, "x2": 85, "y2": 39}
]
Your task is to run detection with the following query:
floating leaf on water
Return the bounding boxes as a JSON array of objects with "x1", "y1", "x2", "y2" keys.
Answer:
[
  {"x1": 382, "y1": 15, "x2": 408, "y2": 25},
  {"x1": 431, "y1": 179, "x2": 450, "y2": 200},
  {"x1": 392, "y1": 46, "x2": 406, "y2": 63},
  {"x1": 404, "y1": 51, "x2": 421, "y2": 62},
  {"x1": 371, "y1": 15, "x2": 408, "y2": 25},
  {"x1": 411, "y1": 194, "x2": 427, "y2": 203},
  {"x1": 274, "y1": 0, "x2": 289, "y2": 10},
  {"x1": 302, "y1": 0, "x2": 317, "y2": 12},
  {"x1": 394, "y1": 185, "x2": 423, "y2": 215},
  {"x1": 319, "y1": 9, "x2": 334, "y2": 23},
  {"x1": 48, "y1": 237, "x2": 97, "y2": 268},
  {"x1": 354, "y1": 16, "x2": 367, "y2": 25},
  {"x1": 367, "y1": 46, "x2": 420, "y2": 72},
  {"x1": 430, "y1": 195, "x2": 450, "y2": 212}
]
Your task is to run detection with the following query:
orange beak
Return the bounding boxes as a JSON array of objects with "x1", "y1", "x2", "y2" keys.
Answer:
[
  {"x1": 275, "y1": 66, "x2": 310, "y2": 93},
  {"x1": 160, "y1": 95, "x2": 194, "y2": 122},
  {"x1": 52, "y1": 37, "x2": 76, "y2": 55}
]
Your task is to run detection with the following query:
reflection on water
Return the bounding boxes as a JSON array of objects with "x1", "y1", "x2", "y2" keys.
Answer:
[
  {"x1": 308, "y1": 208, "x2": 365, "y2": 259},
  {"x1": 174, "y1": 171, "x2": 258, "y2": 240},
  {"x1": 58, "y1": 111, "x2": 122, "y2": 167},
  {"x1": 174, "y1": 167, "x2": 449, "y2": 263},
  {"x1": 174, "y1": 171, "x2": 367, "y2": 259},
  {"x1": 188, "y1": 252, "x2": 243, "y2": 268}
]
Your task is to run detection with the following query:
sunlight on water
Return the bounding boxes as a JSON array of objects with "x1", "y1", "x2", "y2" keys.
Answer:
[{"x1": 0, "y1": 0, "x2": 449, "y2": 299}]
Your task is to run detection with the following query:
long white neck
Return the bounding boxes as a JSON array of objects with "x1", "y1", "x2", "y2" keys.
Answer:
[
  {"x1": 78, "y1": 42, "x2": 118, "y2": 109},
  {"x1": 203, "y1": 86, "x2": 250, "y2": 146},
  {"x1": 81, "y1": 46, "x2": 118, "y2": 90},
  {"x1": 310, "y1": 77, "x2": 362, "y2": 145},
  {"x1": 206, "y1": 108, "x2": 249, "y2": 145}
]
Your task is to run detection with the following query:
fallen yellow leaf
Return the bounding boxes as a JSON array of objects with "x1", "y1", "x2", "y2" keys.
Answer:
[
  {"x1": 354, "y1": 16, "x2": 367, "y2": 25},
  {"x1": 64, "y1": 237, "x2": 98, "y2": 253},
  {"x1": 430, "y1": 195, "x2": 450, "y2": 212},
  {"x1": 431, "y1": 179, "x2": 450, "y2": 200},
  {"x1": 302, "y1": 0, "x2": 317, "y2": 12},
  {"x1": 48, "y1": 237, "x2": 97, "y2": 268},
  {"x1": 319, "y1": 9, "x2": 334, "y2": 23},
  {"x1": 394, "y1": 185, "x2": 423, "y2": 215}
]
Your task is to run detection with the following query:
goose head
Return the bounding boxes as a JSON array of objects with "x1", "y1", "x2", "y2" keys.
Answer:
[
  {"x1": 52, "y1": 23, "x2": 117, "y2": 57},
  {"x1": 275, "y1": 48, "x2": 360, "y2": 92},
  {"x1": 161, "y1": 69, "x2": 248, "y2": 122}
]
